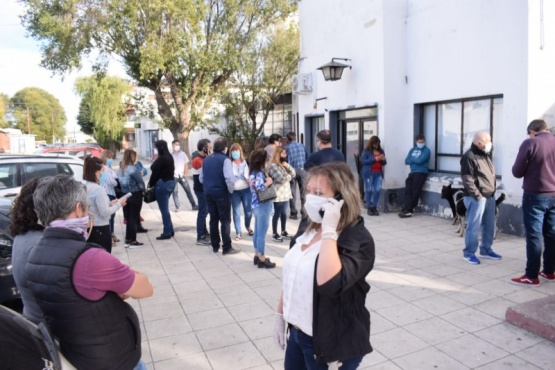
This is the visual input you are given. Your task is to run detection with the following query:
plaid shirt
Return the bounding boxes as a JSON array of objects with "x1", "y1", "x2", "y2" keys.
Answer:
[{"x1": 286, "y1": 141, "x2": 306, "y2": 169}]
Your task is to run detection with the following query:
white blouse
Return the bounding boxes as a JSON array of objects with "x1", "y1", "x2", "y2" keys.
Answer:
[{"x1": 282, "y1": 229, "x2": 321, "y2": 336}]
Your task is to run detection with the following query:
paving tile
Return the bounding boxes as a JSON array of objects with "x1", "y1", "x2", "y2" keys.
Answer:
[
  {"x1": 141, "y1": 300, "x2": 186, "y2": 322},
  {"x1": 404, "y1": 317, "x2": 467, "y2": 345},
  {"x1": 386, "y1": 285, "x2": 438, "y2": 302},
  {"x1": 205, "y1": 341, "x2": 267, "y2": 370},
  {"x1": 473, "y1": 297, "x2": 519, "y2": 320},
  {"x1": 253, "y1": 336, "x2": 285, "y2": 363},
  {"x1": 474, "y1": 322, "x2": 545, "y2": 353},
  {"x1": 376, "y1": 302, "x2": 434, "y2": 326},
  {"x1": 371, "y1": 327, "x2": 429, "y2": 359},
  {"x1": 144, "y1": 316, "x2": 193, "y2": 340},
  {"x1": 440, "y1": 307, "x2": 502, "y2": 333},
  {"x1": 196, "y1": 323, "x2": 250, "y2": 351},
  {"x1": 393, "y1": 346, "x2": 469, "y2": 370},
  {"x1": 152, "y1": 352, "x2": 212, "y2": 370},
  {"x1": 179, "y1": 294, "x2": 225, "y2": 314},
  {"x1": 148, "y1": 332, "x2": 203, "y2": 362},
  {"x1": 475, "y1": 355, "x2": 542, "y2": 370},
  {"x1": 187, "y1": 307, "x2": 236, "y2": 331},
  {"x1": 514, "y1": 340, "x2": 555, "y2": 369},
  {"x1": 412, "y1": 294, "x2": 467, "y2": 315},
  {"x1": 436, "y1": 334, "x2": 509, "y2": 368},
  {"x1": 239, "y1": 314, "x2": 275, "y2": 341},
  {"x1": 227, "y1": 300, "x2": 274, "y2": 322}
]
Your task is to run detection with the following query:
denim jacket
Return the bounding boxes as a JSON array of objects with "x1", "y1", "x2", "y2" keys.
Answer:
[{"x1": 117, "y1": 165, "x2": 145, "y2": 193}]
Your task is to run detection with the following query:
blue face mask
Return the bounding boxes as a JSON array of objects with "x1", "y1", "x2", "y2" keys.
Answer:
[
  {"x1": 106, "y1": 159, "x2": 113, "y2": 167},
  {"x1": 99, "y1": 172, "x2": 107, "y2": 184},
  {"x1": 231, "y1": 151, "x2": 240, "y2": 160},
  {"x1": 416, "y1": 142, "x2": 425, "y2": 149}
]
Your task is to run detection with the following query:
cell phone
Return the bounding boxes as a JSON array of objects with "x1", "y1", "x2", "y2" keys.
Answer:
[
  {"x1": 319, "y1": 193, "x2": 343, "y2": 218},
  {"x1": 120, "y1": 192, "x2": 132, "y2": 201}
]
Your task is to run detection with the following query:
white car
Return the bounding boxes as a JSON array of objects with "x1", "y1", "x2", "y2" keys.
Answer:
[{"x1": 0, "y1": 154, "x2": 84, "y2": 198}]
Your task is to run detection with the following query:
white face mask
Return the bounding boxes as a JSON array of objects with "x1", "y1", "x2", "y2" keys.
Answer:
[
  {"x1": 174, "y1": 146, "x2": 180, "y2": 152},
  {"x1": 153, "y1": 149, "x2": 158, "y2": 155},
  {"x1": 304, "y1": 194, "x2": 330, "y2": 224},
  {"x1": 484, "y1": 142, "x2": 492, "y2": 153}
]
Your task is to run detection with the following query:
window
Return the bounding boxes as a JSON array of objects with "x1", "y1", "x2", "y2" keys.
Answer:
[
  {"x1": 309, "y1": 116, "x2": 325, "y2": 153},
  {"x1": 0, "y1": 164, "x2": 17, "y2": 189},
  {"x1": 420, "y1": 95, "x2": 503, "y2": 175},
  {"x1": 22, "y1": 163, "x2": 61, "y2": 183}
]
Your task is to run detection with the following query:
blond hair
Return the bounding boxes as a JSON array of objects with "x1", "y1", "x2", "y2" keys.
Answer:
[
  {"x1": 270, "y1": 146, "x2": 286, "y2": 165},
  {"x1": 120, "y1": 149, "x2": 137, "y2": 171},
  {"x1": 230, "y1": 143, "x2": 245, "y2": 161},
  {"x1": 99, "y1": 149, "x2": 114, "y2": 163},
  {"x1": 306, "y1": 162, "x2": 361, "y2": 233}
]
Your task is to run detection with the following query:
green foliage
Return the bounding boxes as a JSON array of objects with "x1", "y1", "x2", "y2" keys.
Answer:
[
  {"x1": 74, "y1": 74, "x2": 130, "y2": 146},
  {"x1": 220, "y1": 23, "x2": 299, "y2": 153},
  {"x1": 10, "y1": 87, "x2": 66, "y2": 143},
  {"x1": 20, "y1": 0, "x2": 299, "y2": 154},
  {"x1": 0, "y1": 93, "x2": 10, "y2": 128}
]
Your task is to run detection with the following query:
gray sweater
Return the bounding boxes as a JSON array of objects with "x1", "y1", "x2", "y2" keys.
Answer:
[
  {"x1": 12, "y1": 230, "x2": 44, "y2": 324},
  {"x1": 86, "y1": 181, "x2": 122, "y2": 226}
]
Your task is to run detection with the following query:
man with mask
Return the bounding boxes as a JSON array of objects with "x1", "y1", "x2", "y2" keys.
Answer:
[
  {"x1": 191, "y1": 139, "x2": 212, "y2": 246},
  {"x1": 460, "y1": 131, "x2": 502, "y2": 264},
  {"x1": 399, "y1": 134, "x2": 431, "y2": 218},
  {"x1": 171, "y1": 139, "x2": 198, "y2": 211},
  {"x1": 200, "y1": 137, "x2": 240, "y2": 255}
]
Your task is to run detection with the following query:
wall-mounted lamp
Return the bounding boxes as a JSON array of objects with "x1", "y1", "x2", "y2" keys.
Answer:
[{"x1": 317, "y1": 58, "x2": 351, "y2": 81}]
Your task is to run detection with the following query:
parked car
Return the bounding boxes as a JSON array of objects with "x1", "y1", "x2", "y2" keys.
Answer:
[
  {"x1": 35, "y1": 145, "x2": 103, "y2": 159},
  {"x1": 0, "y1": 154, "x2": 84, "y2": 198},
  {"x1": 0, "y1": 196, "x2": 16, "y2": 306}
]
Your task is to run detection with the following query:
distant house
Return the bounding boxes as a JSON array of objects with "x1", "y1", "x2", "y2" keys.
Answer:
[{"x1": 0, "y1": 128, "x2": 36, "y2": 154}]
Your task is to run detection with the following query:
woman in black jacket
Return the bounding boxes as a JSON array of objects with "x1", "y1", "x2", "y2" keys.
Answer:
[
  {"x1": 149, "y1": 140, "x2": 176, "y2": 240},
  {"x1": 273, "y1": 162, "x2": 375, "y2": 369}
]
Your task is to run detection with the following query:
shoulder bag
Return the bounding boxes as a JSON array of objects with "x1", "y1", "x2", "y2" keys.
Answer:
[
  {"x1": 144, "y1": 187, "x2": 156, "y2": 203},
  {"x1": 256, "y1": 172, "x2": 276, "y2": 203}
]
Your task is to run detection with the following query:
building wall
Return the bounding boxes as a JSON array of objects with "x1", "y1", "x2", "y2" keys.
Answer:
[{"x1": 296, "y1": 0, "x2": 555, "y2": 235}]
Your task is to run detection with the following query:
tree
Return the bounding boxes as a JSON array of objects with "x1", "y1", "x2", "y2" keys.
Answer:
[
  {"x1": 0, "y1": 93, "x2": 10, "y2": 128},
  {"x1": 21, "y1": 0, "x2": 298, "y2": 154},
  {"x1": 10, "y1": 87, "x2": 66, "y2": 143},
  {"x1": 220, "y1": 23, "x2": 299, "y2": 153},
  {"x1": 75, "y1": 74, "x2": 130, "y2": 148}
]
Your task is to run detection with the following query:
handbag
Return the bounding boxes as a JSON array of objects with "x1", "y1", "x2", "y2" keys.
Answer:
[
  {"x1": 143, "y1": 187, "x2": 156, "y2": 203},
  {"x1": 256, "y1": 172, "x2": 276, "y2": 202}
]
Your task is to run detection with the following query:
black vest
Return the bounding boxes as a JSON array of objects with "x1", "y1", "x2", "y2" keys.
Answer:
[
  {"x1": 26, "y1": 227, "x2": 141, "y2": 370},
  {"x1": 202, "y1": 152, "x2": 229, "y2": 196}
]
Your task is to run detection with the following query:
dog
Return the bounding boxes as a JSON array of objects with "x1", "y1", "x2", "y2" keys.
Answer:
[{"x1": 441, "y1": 184, "x2": 506, "y2": 238}]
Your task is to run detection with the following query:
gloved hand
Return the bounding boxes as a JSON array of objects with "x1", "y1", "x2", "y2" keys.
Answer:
[
  {"x1": 321, "y1": 198, "x2": 344, "y2": 234},
  {"x1": 273, "y1": 313, "x2": 286, "y2": 350}
]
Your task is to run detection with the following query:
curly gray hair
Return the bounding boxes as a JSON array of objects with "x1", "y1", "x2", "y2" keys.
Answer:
[{"x1": 33, "y1": 175, "x2": 88, "y2": 226}]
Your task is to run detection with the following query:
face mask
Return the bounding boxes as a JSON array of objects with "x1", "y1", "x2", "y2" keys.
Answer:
[
  {"x1": 484, "y1": 142, "x2": 493, "y2": 153},
  {"x1": 154, "y1": 149, "x2": 159, "y2": 155},
  {"x1": 416, "y1": 142, "x2": 425, "y2": 149},
  {"x1": 280, "y1": 157, "x2": 287, "y2": 163},
  {"x1": 99, "y1": 172, "x2": 107, "y2": 185},
  {"x1": 373, "y1": 144, "x2": 378, "y2": 149},
  {"x1": 49, "y1": 216, "x2": 90, "y2": 238},
  {"x1": 231, "y1": 151, "x2": 240, "y2": 160},
  {"x1": 304, "y1": 194, "x2": 330, "y2": 224},
  {"x1": 174, "y1": 146, "x2": 180, "y2": 152},
  {"x1": 106, "y1": 159, "x2": 113, "y2": 167}
]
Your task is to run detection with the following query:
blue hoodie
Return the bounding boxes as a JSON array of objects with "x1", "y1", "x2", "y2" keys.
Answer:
[{"x1": 404, "y1": 145, "x2": 431, "y2": 173}]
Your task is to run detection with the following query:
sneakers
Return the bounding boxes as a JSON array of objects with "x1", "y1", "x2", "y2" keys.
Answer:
[
  {"x1": 258, "y1": 258, "x2": 276, "y2": 269},
  {"x1": 289, "y1": 214, "x2": 298, "y2": 220},
  {"x1": 463, "y1": 255, "x2": 481, "y2": 264},
  {"x1": 479, "y1": 251, "x2": 502, "y2": 260},
  {"x1": 281, "y1": 231, "x2": 292, "y2": 240},
  {"x1": 539, "y1": 271, "x2": 555, "y2": 281},
  {"x1": 235, "y1": 234, "x2": 242, "y2": 241},
  {"x1": 196, "y1": 239, "x2": 211, "y2": 246},
  {"x1": 398, "y1": 211, "x2": 413, "y2": 218},
  {"x1": 137, "y1": 226, "x2": 148, "y2": 233},
  {"x1": 272, "y1": 234, "x2": 283, "y2": 242},
  {"x1": 125, "y1": 241, "x2": 144, "y2": 249},
  {"x1": 511, "y1": 275, "x2": 540, "y2": 286},
  {"x1": 223, "y1": 247, "x2": 241, "y2": 255}
]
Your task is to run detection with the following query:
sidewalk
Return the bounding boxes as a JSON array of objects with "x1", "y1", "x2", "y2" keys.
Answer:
[{"x1": 113, "y1": 195, "x2": 555, "y2": 369}]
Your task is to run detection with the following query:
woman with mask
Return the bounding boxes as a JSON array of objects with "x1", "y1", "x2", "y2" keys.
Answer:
[
  {"x1": 148, "y1": 140, "x2": 176, "y2": 240},
  {"x1": 99, "y1": 149, "x2": 120, "y2": 245},
  {"x1": 230, "y1": 143, "x2": 253, "y2": 240},
  {"x1": 268, "y1": 146, "x2": 295, "y2": 242},
  {"x1": 249, "y1": 149, "x2": 276, "y2": 268},
  {"x1": 84, "y1": 157, "x2": 127, "y2": 253},
  {"x1": 273, "y1": 162, "x2": 375, "y2": 369},
  {"x1": 118, "y1": 149, "x2": 146, "y2": 248},
  {"x1": 361, "y1": 136, "x2": 387, "y2": 216}
]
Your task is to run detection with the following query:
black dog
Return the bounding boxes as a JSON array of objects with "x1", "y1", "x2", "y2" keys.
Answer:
[{"x1": 441, "y1": 184, "x2": 506, "y2": 238}]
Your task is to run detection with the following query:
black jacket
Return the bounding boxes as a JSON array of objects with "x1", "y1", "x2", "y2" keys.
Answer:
[
  {"x1": 461, "y1": 143, "x2": 496, "y2": 199},
  {"x1": 26, "y1": 228, "x2": 141, "y2": 370},
  {"x1": 312, "y1": 217, "x2": 375, "y2": 363}
]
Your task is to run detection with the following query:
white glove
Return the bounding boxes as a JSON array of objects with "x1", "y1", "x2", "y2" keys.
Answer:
[
  {"x1": 273, "y1": 313, "x2": 286, "y2": 350},
  {"x1": 321, "y1": 198, "x2": 344, "y2": 234}
]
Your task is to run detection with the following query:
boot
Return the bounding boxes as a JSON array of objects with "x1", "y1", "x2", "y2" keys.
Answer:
[{"x1": 372, "y1": 207, "x2": 380, "y2": 216}]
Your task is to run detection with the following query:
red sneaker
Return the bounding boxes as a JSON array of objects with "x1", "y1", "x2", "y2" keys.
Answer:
[
  {"x1": 510, "y1": 275, "x2": 539, "y2": 286},
  {"x1": 539, "y1": 271, "x2": 555, "y2": 281}
]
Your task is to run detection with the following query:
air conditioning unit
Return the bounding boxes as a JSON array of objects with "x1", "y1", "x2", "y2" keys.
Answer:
[{"x1": 292, "y1": 73, "x2": 313, "y2": 95}]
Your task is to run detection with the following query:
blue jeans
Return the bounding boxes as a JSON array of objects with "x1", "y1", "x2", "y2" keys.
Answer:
[
  {"x1": 463, "y1": 196, "x2": 495, "y2": 258},
  {"x1": 205, "y1": 193, "x2": 232, "y2": 252},
  {"x1": 134, "y1": 360, "x2": 147, "y2": 370},
  {"x1": 155, "y1": 179, "x2": 176, "y2": 236},
  {"x1": 522, "y1": 192, "x2": 555, "y2": 279},
  {"x1": 172, "y1": 176, "x2": 197, "y2": 208},
  {"x1": 231, "y1": 188, "x2": 253, "y2": 235},
  {"x1": 253, "y1": 201, "x2": 272, "y2": 256},
  {"x1": 194, "y1": 189, "x2": 209, "y2": 240},
  {"x1": 363, "y1": 173, "x2": 383, "y2": 208},
  {"x1": 285, "y1": 326, "x2": 363, "y2": 370},
  {"x1": 107, "y1": 194, "x2": 116, "y2": 234},
  {"x1": 272, "y1": 201, "x2": 289, "y2": 235}
]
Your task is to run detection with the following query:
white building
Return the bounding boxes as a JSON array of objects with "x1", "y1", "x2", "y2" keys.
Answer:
[{"x1": 294, "y1": 0, "x2": 555, "y2": 235}]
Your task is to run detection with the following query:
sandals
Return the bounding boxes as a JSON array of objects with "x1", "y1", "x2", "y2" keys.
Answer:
[
  {"x1": 235, "y1": 234, "x2": 242, "y2": 241},
  {"x1": 247, "y1": 228, "x2": 254, "y2": 236},
  {"x1": 112, "y1": 234, "x2": 120, "y2": 243}
]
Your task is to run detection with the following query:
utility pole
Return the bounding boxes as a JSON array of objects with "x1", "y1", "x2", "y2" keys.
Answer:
[
  {"x1": 27, "y1": 107, "x2": 31, "y2": 134},
  {"x1": 51, "y1": 110, "x2": 56, "y2": 144}
]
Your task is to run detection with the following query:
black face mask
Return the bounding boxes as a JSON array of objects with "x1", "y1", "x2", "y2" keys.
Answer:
[{"x1": 280, "y1": 157, "x2": 287, "y2": 163}]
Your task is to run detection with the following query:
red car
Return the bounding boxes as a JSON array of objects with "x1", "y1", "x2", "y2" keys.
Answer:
[{"x1": 36, "y1": 146, "x2": 104, "y2": 159}]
